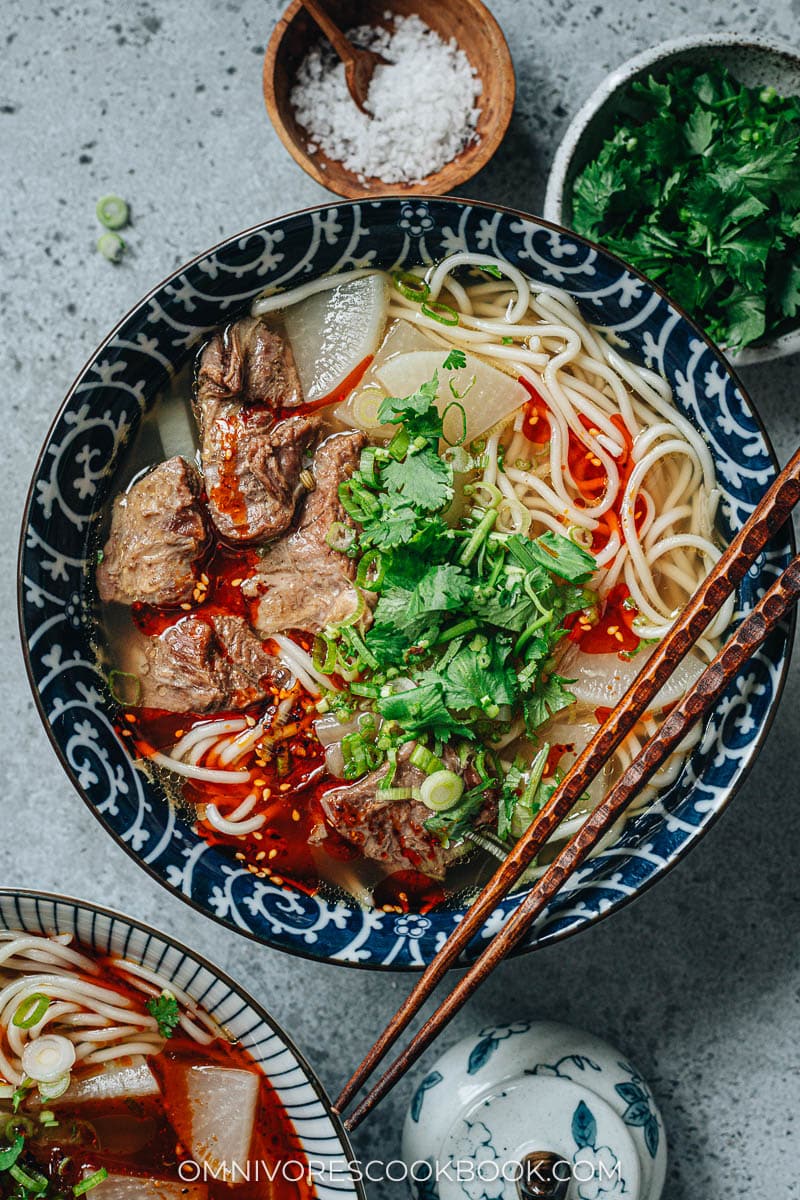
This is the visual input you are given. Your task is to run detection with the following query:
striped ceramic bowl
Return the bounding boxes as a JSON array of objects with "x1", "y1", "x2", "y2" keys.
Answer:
[{"x1": 0, "y1": 890, "x2": 363, "y2": 1200}]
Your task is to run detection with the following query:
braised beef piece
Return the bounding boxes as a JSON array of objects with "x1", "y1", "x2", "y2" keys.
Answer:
[
  {"x1": 317, "y1": 746, "x2": 496, "y2": 880},
  {"x1": 194, "y1": 317, "x2": 315, "y2": 544},
  {"x1": 243, "y1": 430, "x2": 368, "y2": 635},
  {"x1": 97, "y1": 457, "x2": 209, "y2": 607},
  {"x1": 138, "y1": 615, "x2": 287, "y2": 713}
]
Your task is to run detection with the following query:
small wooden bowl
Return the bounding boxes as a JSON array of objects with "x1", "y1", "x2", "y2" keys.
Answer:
[{"x1": 263, "y1": 0, "x2": 516, "y2": 198}]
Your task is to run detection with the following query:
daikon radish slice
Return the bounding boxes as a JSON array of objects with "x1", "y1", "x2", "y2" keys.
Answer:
[
  {"x1": 560, "y1": 645, "x2": 705, "y2": 711},
  {"x1": 376, "y1": 350, "x2": 528, "y2": 445},
  {"x1": 282, "y1": 272, "x2": 389, "y2": 402}
]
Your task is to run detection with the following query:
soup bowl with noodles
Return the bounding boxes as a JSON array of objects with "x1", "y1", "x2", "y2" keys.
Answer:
[
  {"x1": 0, "y1": 889, "x2": 363, "y2": 1197},
  {"x1": 18, "y1": 198, "x2": 793, "y2": 968}
]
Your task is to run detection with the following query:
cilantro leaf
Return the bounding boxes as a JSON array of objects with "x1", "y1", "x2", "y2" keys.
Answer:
[
  {"x1": 442, "y1": 348, "x2": 467, "y2": 370},
  {"x1": 523, "y1": 673, "x2": 576, "y2": 735},
  {"x1": 146, "y1": 991, "x2": 180, "y2": 1039},
  {"x1": 383, "y1": 449, "x2": 453, "y2": 512}
]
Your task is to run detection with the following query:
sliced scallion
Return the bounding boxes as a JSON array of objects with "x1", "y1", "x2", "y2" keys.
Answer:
[
  {"x1": 421, "y1": 299, "x2": 459, "y2": 326},
  {"x1": 96, "y1": 194, "x2": 129, "y2": 230},
  {"x1": 420, "y1": 769, "x2": 465, "y2": 812},
  {"x1": 10, "y1": 1163, "x2": 48, "y2": 1193},
  {"x1": 12, "y1": 994, "x2": 49, "y2": 1030},
  {"x1": 392, "y1": 270, "x2": 430, "y2": 302},
  {"x1": 74, "y1": 1168, "x2": 109, "y2": 1196},
  {"x1": 0, "y1": 1135, "x2": 24, "y2": 1171},
  {"x1": 96, "y1": 231, "x2": 125, "y2": 263},
  {"x1": 409, "y1": 744, "x2": 444, "y2": 775},
  {"x1": 356, "y1": 549, "x2": 385, "y2": 592},
  {"x1": 326, "y1": 521, "x2": 354, "y2": 553}
]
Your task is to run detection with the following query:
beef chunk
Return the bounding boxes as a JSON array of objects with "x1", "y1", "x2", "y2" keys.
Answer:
[
  {"x1": 197, "y1": 317, "x2": 302, "y2": 411},
  {"x1": 317, "y1": 747, "x2": 478, "y2": 880},
  {"x1": 138, "y1": 615, "x2": 286, "y2": 713},
  {"x1": 243, "y1": 431, "x2": 368, "y2": 635},
  {"x1": 194, "y1": 318, "x2": 314, "y2": 544},
  {"x1": 97, "y1": 457, "x2": 209, "y2": 607}
]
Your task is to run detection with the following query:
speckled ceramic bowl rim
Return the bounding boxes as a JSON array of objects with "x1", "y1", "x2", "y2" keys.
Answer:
[
  {"x1": 0, "y1": 887, "x2": 366, "y2": 1197},
  {"x1": 543, "y1": 33, "x2": 800, "y2": 366},
  {"x1": 16, "y1": 195, "x2": 795, "y2": 972}
]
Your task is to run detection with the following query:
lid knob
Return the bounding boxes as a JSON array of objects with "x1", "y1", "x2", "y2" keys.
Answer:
[{"x1": 517, "y1": 1151, "x2": 570, "y2": 1199}]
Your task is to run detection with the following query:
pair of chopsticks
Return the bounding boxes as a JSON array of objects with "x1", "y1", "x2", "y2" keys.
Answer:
[{"x1": 335, "y1": 445, "x2": 800, "y2": 1132}]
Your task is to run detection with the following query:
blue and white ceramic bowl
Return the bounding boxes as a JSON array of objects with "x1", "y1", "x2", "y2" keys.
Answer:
[
  {"x1": 0, "y1": 889, "x2": 363, "y2": 1199},
  {"x1": 18, "y1": 197, "x2": 793, "y2": 969}
]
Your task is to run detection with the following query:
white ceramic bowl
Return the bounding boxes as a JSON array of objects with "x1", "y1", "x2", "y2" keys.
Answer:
[{"x1": 543, "y1": 34, "x2": 800, "y2": 366}]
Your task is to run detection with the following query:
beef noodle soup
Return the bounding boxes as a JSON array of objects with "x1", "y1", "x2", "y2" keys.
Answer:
[
  {"x1": 0, "y1": 931, "x2": 313, "y2": 1199},
  {"x1": 95, "y1": 252, "x2": 731, "y2": 912}
]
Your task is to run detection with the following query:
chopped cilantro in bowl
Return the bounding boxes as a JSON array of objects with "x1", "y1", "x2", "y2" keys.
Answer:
[
  {"x1": 569, "y1": 61, "x2": 800, "y2": 353},
  {"x1": 314, "y1": 362, "x2": 599, "y2": 848}
]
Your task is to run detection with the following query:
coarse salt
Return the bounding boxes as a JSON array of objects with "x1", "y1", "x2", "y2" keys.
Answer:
[{"x1": 290, "y1": 13, "x2": 482, "y2": 184}]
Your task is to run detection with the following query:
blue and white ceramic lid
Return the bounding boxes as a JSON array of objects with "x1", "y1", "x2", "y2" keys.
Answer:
[
  {"x1": 402, "y1": 1021, "x2": 666, "y2": 1200},
  {"x1": 0, "y1": 889, "x2": 365, "y2": 1200}
]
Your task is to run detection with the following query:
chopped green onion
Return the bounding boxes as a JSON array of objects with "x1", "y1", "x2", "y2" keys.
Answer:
[
  {"x1": 108, "y1": 669, "x2": 142, "y2": 707},
  {"x1": 349, "y1": 681, "x2": 379, "y2": 698},
  {"x1": 74, "y1": 1168, "x2": 109, "y2": 1196},
  {"x1": 337, "y1": 589, "x2": 366, "y2": 628},
  {"x1": 460, "y1": 508, "x2": 498, "y2": 566},
  {"x1": 38, "y1": 1111, "x2": 58, "y2": 1127},
  {"x1": 356, "y1": 549, "x2": 385, "y2": 592},
  {"x1": 501, "y1": 336, "x2": 514, "y2": 345},
  {"x1": 448, "y1": 375, "x2": 476, "y2": 402},
  {"x1": 480, "y1": 263, "x2": 504, "y2": 278},
  {"x1": 312, "y1": 635, "x2": 338, "y2": 675},
  {"x1": 11, "y1": 1081, "x2": 31, "y2": 1113},
  {"x1": 392, "y1": 270, "x2": 431, "y2": 302},
  {"x1": 326, "y1": 521, "x2": 355, "y2": 553},
  {"x1": 10, "y1": 1163, "x2": 48, "y2": 1193},
  {"x1": 96, "y1": 194, "x2": 129, "y2": 229},
  {"x1": 96, "y1": 231, "x2": 125, "y2": 263},
  {"x1": 341, "y1": 626, "x2": 379, "y2": 671},
  {"x1": 388, "y1": 426, "x2": 410, "y2": 461},
  {"x1": 37, "y1": 1074, "x2": 70, "y2": 1102},
  {"x1": 409, "y1": 745, "x2": 444, "y2": 774},
  {"x1": 378, "y1": 787, "x2": 416, "y2": 801},
  {"x1": 420, "y1": 769, "x2": 465, "y2": 812},
  {"x1": 0, "y1": 1135, "x2": 24, "y2": 1171},
  {"x1": 12, "y1": 994, "x2": 50, "y2": 1030},
  {"x1": 441, "y1": 401, "x2": 467, "y2": 446},
  {"x1": 421, "y1": 300, "x2": 459, "y2": 326}
]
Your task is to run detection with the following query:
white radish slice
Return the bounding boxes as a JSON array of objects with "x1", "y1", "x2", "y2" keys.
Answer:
[
  {"x1": 559, "y1": 644, "x2": 706, "y2": 711},
  {"x1": 165, "y1": 1065, "x2": 259, "y2": 1184},
  {"x1": 281, "y1": 272, "x2": 389, "y2": 402},
  {"x1": 89, "y1": 1174, "x2": 207, "y2": 1200},
  {"x1": 375, "y1": 349, "x2": 528, "y2": 445},
  {"x1": 43, "y1": 1056, "x2": 160, "y2": 1105},
  {"x1": 336, "y1": 318, "x2": 440, "y2": 434}
]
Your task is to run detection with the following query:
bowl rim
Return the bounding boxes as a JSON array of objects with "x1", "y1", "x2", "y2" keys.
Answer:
[
  {"x1": 0, "y1": 886, "x2": 366, "y2": 1197},
  {"x1": 17, "y1": 194, "x2": 796, "y2": 972},
  {"x1": 261, "y1": 0, "x2": 516, "y2": 199},
  {"x1": 542, "y1": 32, "x2": 800, "y2": 366}
]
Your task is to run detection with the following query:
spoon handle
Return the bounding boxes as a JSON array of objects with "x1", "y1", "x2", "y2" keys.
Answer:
[{"x1": 301, "y1": 0, "x2": 356, "y2": 65}]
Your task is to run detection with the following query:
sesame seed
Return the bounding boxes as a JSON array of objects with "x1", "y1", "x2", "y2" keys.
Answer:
[
  {"x1": 262, "y1": 787, "x2": 272, "y2": 800},
  {"x1": 268, "y1": 849, "x2": 278, "y2": 860},
  {"x1": 607, "y1": 625, "x2": 619, "y2": 634},
  {"x1": 292, "y1": 809, "x2": 300, "y2": 822},
  {"x1": 180, "y1": 602, "x2": 192, "y2": 611},
  {"x1": 255, "y1": 851, "x2": 266, "y2": 862},
  {"x1": 231, "y1": 577, "x2": 242, "y2": 587},
  {"x1": 272, "y1": 876, "x2": 284, "y2": 885},
  {"x1": 279, "y1": 782, "x2": 291, "y2": 792}
]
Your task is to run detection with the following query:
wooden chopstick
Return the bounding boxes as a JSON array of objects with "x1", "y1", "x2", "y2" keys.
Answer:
[
  {"x1": 343, "y1": 550, "x2": 800, "y2": 1129},
  {"x1": 334, "y1": 445, "x2": 800, "y2": 1121}
]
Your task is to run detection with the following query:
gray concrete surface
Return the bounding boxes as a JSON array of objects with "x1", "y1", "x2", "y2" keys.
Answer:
[{"x1": 2, "y1": 1, "x2": 799, "y2": 1195}]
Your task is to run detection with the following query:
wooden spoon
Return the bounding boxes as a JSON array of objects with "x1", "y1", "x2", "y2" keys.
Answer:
[{"x1": 299, "y1": 0, "x2": 389, "y2": 114}]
